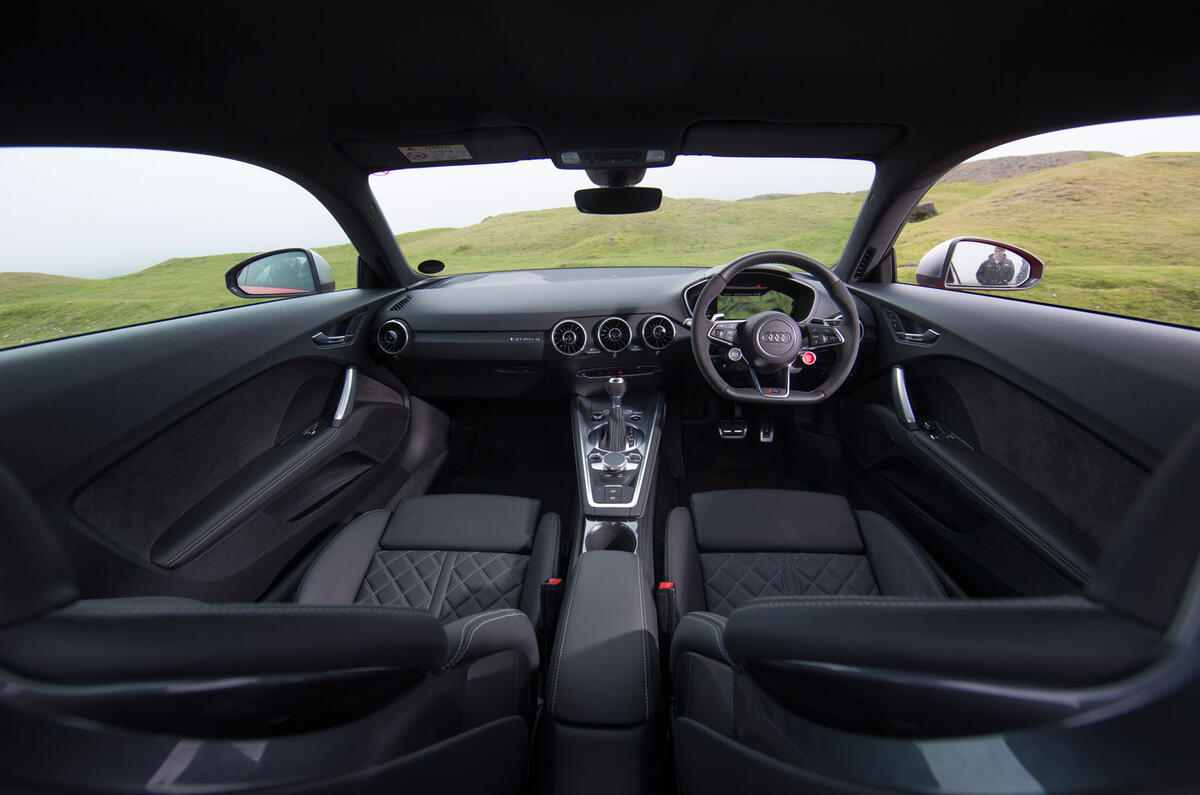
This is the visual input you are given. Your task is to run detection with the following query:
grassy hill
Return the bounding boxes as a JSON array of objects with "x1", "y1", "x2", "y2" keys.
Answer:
[
  {"x1": 895, "y1": 152, "x2": 1200, "y2": 325},
  {"x1": 1, "y1": 152, "x2": 1197, "y2": 348}
]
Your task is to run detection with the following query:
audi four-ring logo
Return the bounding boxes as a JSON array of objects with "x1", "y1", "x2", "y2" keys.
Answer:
[{"x1": 760, "y1": 331, "x2": 793, "y2": 344}]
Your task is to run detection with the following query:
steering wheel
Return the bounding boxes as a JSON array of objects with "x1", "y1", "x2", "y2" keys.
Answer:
[{"x1": 690, "y1": 250, "x2": 861, "y2": 405}]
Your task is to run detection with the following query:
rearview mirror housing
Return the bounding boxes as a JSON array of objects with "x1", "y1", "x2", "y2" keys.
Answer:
[
  {"x1": 225, "y1": 248, "x2": 335, "y2": 299},
  {"x1": 916, "y1": 237, "x2": 1044, "y2": 291},
  {"x1": 575, "y1": 187, "x2": 662, "y2": 215}
]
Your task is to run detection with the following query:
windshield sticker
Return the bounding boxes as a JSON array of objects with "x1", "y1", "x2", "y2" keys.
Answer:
[{"x1": 399, "y1": 144, "x2": 472, "y2": 163}]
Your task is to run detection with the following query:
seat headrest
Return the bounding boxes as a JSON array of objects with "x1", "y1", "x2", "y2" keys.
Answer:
[
  {"x1": 1088, "y1": 418, "x2": 1200, "y2": 630},
  {"x1": 0, "y1": 462, "x2": 77, "y2": 627}
]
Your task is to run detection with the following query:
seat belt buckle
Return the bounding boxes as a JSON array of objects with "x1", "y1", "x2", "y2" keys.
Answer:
[
  {"x1": 655, "y1": 582, "x2": 677, "y2": 637},
  {"x1": 539, "y1": 578, "x2": 564, "y2": 637}
]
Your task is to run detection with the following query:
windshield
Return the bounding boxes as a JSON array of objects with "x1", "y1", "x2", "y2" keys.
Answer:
[{"x1": 368, "y1": 157, "x2": 875, "y2": 275}]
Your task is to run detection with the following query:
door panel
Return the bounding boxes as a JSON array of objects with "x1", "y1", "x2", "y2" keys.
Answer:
[
  {"x1": 905, "y1": 357, "x2": 1146, "y2": 552},
  {"x1": 0, "y1": 289, "x2": 446, "y2": 601},
  {"x1": 73, "y1": 359, "x2": 345, "y2": 563},
  {"x1": 857, "y1": 283, "x2": 1200, "y2": 466},
  {"x1": 845, "y1": 282, "x2": 1200, "y2": 596}
]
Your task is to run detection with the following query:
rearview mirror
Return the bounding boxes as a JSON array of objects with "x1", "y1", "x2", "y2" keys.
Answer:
[
  {"x1": 916, "y1": 238, "x2": 1043, "y2": 290},
  {"x1": 575, "y1": 187, "x2": 662, "y2": 214},
  {"x1": 225, "y1": 248, "x2": 335, "y2": 299}
]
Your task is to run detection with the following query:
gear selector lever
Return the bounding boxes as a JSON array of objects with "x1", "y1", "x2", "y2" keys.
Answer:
[{"x1": 605, "y1": 377, "x2": 627, "y2": 451}]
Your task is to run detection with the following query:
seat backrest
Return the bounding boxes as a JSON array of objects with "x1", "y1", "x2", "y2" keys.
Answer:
[
  {"x1": 1087, "y1": 419, "x2": 1200, "y2": 631},
  {"x1": 0, "y1": 462, "x2": 77, "y2": 627}
]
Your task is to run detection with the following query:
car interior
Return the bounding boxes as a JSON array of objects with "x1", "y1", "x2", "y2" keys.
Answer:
[{"x1": 2, "y1": 3, "x2": 1200, "y2": 794}]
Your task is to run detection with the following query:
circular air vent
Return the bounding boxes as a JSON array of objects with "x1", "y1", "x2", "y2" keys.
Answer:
[
  {"x1": 596, "y1": 317, "x2": 632, "y2": 353},
  {"x1": 551, "y1": 319, "x2": 587, "y2": 356},
  {"x1": 377, "y1": 319, "x2": 410, "y2": 355},
  {"x1": 641, "y1": 315, "x2": 676, "y2": 350}
]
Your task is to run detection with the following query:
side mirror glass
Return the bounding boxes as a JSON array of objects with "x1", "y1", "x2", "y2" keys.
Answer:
[
  {"x1": 916, "y1": 238, "x2": 1043, "y2": 291},
  {"x1": 225, "y1": 248, "x2": 335, "y2": 299}
]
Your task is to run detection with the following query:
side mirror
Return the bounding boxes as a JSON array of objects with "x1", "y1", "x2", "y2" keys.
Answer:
[
  {"x1": 225, "y1": 248, "x2": 335, "y2": 299},
  {"x1": 916, "y1": 238, "x2": 1044, "y2": 291}
]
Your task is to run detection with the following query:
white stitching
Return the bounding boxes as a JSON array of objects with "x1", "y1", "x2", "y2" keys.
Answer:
[
  {"x1": 295, "y1": 510, "x2": 389, "y2": 601},
  {"x1": 689, "y1": 613, "x2": 732, "y2": 664},
  {"x1": 357, "y1": 550, "x2": 444, "y2": 607},
  {"x1": 735, "y1": 596, "x2": 1092, "y2": 611},
  {"x1": 913, "y1": 434, "x2": 1089, "y2": 584},
  {"x1": 637, "y1": 566, "x2": 649, "y2": 720},
  {"x1": 444, "y1": 610, "x2": 523, "y2": 669},
  {"x1": 548, "y1": 563, "x2": 580, "y2": 712},
  {"x1": 66, "y1": 603, "x2": 438, "y2": 618},
  {"x1": 443, "y1": 612, "x2": 492, "y2": 665},
  {"x1": 164, "y1": 429, "x2": 340, "y2": 567}
]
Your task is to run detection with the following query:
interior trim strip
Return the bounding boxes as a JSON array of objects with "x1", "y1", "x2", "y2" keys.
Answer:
[
  {"x1": 331, "y1": 366, "x2": 357, "y2": 428},
  {"x1": 891, "y1": 365, "x2": 918, "y2": 430}
]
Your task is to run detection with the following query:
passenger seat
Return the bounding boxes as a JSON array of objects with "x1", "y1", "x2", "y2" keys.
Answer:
[{"x1": 296, "y1": 493, "x2": 560, "y2": 666}]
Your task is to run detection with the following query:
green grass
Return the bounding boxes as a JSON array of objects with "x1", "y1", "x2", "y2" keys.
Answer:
[
  {"x1": 0, "y1": 247, "x2": 360, "y2": 348},
  {"x1": 386, "y1": 192, "x2": 866, "y2": 273},
  {"x1": 2, "y1": 152, "x2": 1198, "y2": 349},
  {"x1": 896, "y1": 152, "x2": 1200, "y2": 327},
  {"x1": 0, "y1": 192, "x2": 865, "y2": 348}
]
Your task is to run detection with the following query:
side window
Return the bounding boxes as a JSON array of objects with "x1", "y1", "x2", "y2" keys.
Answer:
[
  {"x1": 0, "y1": 148, "x2": 355, "y2": 350},
  {"x1": 894, "y1": 116, "x2": 1200, "y2": 329}
]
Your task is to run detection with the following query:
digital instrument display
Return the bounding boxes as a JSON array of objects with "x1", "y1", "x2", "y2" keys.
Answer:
[{"x1": 716, "y1": 290, "x2": 795, "y2": 320}]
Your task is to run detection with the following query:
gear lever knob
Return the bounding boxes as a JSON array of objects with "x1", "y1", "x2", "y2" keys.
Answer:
[{"x1": 604, "y1": 377, "x2": 627, "y2": 451}]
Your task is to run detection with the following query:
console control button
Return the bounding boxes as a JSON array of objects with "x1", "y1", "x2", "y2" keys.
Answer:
[{"x1": 602, "y1": 451, "x2": 628, "y2": 471}]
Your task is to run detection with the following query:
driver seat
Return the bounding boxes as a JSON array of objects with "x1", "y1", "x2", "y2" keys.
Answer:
[{"x1": 665, "y1": 489, "x2": 945, "y2": 656}]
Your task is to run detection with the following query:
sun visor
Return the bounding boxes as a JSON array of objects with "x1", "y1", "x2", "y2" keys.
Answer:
[
  {"x1": 339, "y1": 126, "x2": 547, "y2": 172},
  {"x1": 681, "y1": 122, "x2": 905, "y2": 160}
]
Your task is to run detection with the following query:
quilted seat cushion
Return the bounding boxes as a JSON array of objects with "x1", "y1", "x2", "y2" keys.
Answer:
[
  {"x1": 298, "y1": 494, "x2": 560, "y2": 626},
  {"x1": 666, "y1": 489, "x2": 945, "y2": 618},
  {"x1": 700, "y1": 551, "x2": 879, "y2": 616},
  {"x1": 357, "y1": 549, "x2": 530, "y2": 621}
]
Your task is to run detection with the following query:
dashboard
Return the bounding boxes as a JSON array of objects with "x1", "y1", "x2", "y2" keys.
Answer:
[{"x1": 370, "y1": 264, "x2": 871, "y2": 399}]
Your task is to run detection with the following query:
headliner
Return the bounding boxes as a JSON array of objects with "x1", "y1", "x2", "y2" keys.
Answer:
[{"x1": 5, "y1": 1, "x2": 1198, "y2": 281}]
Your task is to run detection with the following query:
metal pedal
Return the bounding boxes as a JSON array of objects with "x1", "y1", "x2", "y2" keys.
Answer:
[
  {"x1": 759, "y1": 415, "x2": 775, "y2": 443},
  {"x1": 718, "y1": 420, "x2": 747, "y2": 440}
]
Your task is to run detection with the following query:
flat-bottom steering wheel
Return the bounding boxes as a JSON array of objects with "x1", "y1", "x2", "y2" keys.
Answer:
[{"x1": 691, "y1": 250, "x2": 861, "y2": 405}]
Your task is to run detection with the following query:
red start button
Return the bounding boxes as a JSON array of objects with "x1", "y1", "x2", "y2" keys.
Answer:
[{"x1": 800, "y1": 351, "x2": 818, "y2": 366}]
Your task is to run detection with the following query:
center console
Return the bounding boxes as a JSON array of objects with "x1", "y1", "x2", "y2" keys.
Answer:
[
  {"x1": 536, "y1": 378, "x2": 665, "y2": 794},
  {"x1": 572, "y1": 377, "x2": 665, "y2": 521}
]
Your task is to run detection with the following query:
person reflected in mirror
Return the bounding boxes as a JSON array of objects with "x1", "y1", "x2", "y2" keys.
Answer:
[
  {"x1": 273, "y1": 254, "x2": 313, "y2": 290},
  {"x1": 976, "y1": 246, "x2": 1016, "y2": 285}
]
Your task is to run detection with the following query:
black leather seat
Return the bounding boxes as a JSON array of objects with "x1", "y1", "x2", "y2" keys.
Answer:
[
  {"x1": 666, "y1": 489, "x2": 945, "y2": 659},
  {"x1": 668, "y1": 424, "x2": 1200, "y2": 794},
  {"x1": 296, "y1": 494, "x2": 560, "y2": 665},
  {"x1": 0, "y1": 474, "x2": 546, "y2": 793}
]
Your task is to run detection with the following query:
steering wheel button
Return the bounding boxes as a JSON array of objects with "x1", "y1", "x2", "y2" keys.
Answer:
[{"x1": 801, "y1": 351, "x2": 818, "y2": 366}]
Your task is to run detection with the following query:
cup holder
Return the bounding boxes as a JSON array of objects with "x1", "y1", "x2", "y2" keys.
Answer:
[{"x1": 583, "y1": 522, "x2": 637, "y2": 553}]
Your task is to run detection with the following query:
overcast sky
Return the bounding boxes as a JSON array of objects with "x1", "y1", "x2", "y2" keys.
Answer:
[{"x1": 2, "y1": 115, "x2": 1197, "y2": 278}]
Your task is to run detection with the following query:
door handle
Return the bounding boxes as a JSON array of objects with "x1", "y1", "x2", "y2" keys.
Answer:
[
  {"x1": 331, "y1": 366, "x2": 357, "y2": 428},
  {"x1": 891, "y1": 365, "x2": 919, "y2": 430},
  {"x1": 902, "y1": 329, "x2": 941, "y2": 345}
]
